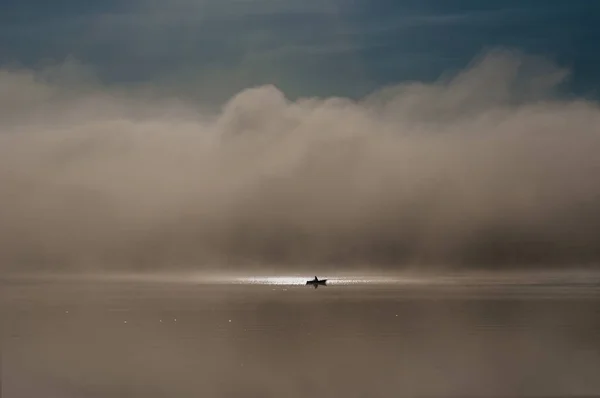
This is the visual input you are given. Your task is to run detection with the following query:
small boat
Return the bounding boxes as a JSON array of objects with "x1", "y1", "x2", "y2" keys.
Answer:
[{"x1": 306, "y1": 276, "x2": 327, "y2": 289}]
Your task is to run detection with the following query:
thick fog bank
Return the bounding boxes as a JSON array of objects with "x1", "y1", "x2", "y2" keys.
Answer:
[{"x1": 1, "y1": 49, "x2": 600, "y2": 273}]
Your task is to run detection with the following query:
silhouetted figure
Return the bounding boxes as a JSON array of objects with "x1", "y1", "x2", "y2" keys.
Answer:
[{"x1": 306, "y1": 276, "x2": 327, "y2": 289}]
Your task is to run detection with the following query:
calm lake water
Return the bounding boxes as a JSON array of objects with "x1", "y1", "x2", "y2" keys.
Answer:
[{"x1": 3, "y1": 272, "x2": 600, "y2": 398}]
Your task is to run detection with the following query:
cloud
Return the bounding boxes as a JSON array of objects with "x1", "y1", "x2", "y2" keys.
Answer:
[{"x1": 1, "y1": 48, "x2": 600, "y2": 273}]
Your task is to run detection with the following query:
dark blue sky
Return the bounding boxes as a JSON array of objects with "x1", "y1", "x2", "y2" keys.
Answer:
[{"x1": 1, "y1": 0, "x2": 598, "y2": 100}]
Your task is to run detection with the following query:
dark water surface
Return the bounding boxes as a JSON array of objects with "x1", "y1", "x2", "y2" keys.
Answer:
[{"x1": 3, "y1": 274, "x2": 600, "y2": 398}]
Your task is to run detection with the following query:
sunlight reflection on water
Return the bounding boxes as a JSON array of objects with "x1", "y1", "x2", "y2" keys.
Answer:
[
  {"x1": 4, "y1": 269, "x2": 600, "y2": 292},
  {"x1": 235, "y1": 275, "x2": 436, "y2": 286}
]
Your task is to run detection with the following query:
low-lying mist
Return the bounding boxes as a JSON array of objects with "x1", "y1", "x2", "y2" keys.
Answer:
[{"x1": 2, "y1": 48, "x2": 600, "y2": 273}]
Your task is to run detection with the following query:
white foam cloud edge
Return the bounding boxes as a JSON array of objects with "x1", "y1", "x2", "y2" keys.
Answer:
[{"x1": 1, "y1": 48, "x2": 600, "y2": 273}]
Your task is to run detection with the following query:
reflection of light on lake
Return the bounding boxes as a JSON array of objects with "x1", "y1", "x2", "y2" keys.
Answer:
[
  {"x1": 237, "y1": 276, "x2": 308, "y2": 286},
  {"x1": 233, "y1": 275, "x2": 435, "y2": 286},
  {"x1": 5, "y1": 270, "x2": 600, "y2": 291}
]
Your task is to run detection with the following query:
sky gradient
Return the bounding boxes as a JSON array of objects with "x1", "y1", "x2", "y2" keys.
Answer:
[
  {"x1": 1, "y1": 0, "x2": 598, "y2": 101},
  {"x1": 2, "y1": 1, "x2": 600, "y2": 272}
]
